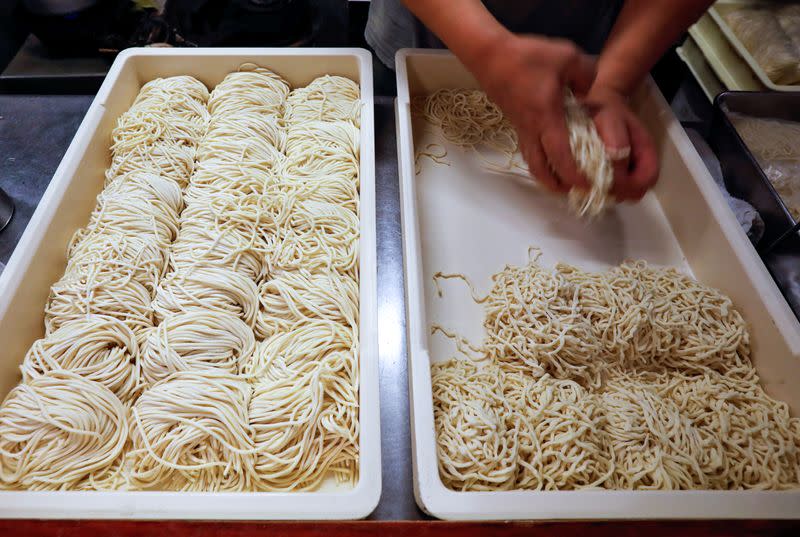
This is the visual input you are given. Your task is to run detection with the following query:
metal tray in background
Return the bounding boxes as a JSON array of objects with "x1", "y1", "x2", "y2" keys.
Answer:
[
  {"x1": 710, "y1": 90, "x2": 800, "y2": 321},
  {"x1": 711, "y1": 91, "x2": 799, "y2": 243}
]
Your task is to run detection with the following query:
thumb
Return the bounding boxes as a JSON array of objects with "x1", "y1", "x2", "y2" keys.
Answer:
[{"x1": 591, "y1": 105, "x2": 632, "y2": 199}]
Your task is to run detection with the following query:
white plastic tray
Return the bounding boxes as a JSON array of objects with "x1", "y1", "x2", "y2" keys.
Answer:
[
  {"x1": 0, "y1": 48, "x2": 380, "y2": 520},
  {"x1": 396, "y1": 49, "x2": 800, "y2": 520},
  {"x1": 709, "y1": 0, "x2": 800, "y2": 92},
  {"x1": 687, "y1": 11, "x2": 764, "y2": 92},
  {"x1": 676, "y1": 36, "x2": 727, "y2": 102}
]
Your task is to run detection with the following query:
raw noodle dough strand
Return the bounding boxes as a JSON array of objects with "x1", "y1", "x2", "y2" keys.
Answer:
[
  {"x1": 245, "y1": 319, "x2": 357, "y2": 385},
  {"x1": 129, "y1": 88, "x2": 210, "y2": 128},
  {"x1": 205, "y1": 112, "x2": 286, "y2": 152},
  {"x1": 170, "y1": 221, "x2": 267, "y2": 281},
  {"x1": 430, "y1": 253, "x2": 797, "y2": 491},
  {"x1": 278, "y1": 146, "x2": 359, "y2": 182},
  {"x1": 601, "y1": 371, "x2": 718, "y2": 490},
  {"x1": 152, "y1": 266, "x2": 259, "y2": 328},
  {"x1": 285, "y1": 120, "x2": 359, "y2": 160},
  {"x1": 0, "y1": 371, "x2": 127, "y2": 491},
  {"x1": 45, "y1": 274, "x2": 153, "y2": 337},
  {"x1": 81, "y1": 197, "x2": 180, "y2": 249},
  {"x1": 270, "y1": 173, "x2": 359, "y2": 213},
  {"x1": 103, "y1": 171, "x2": 185, "y2": 216},
  {"x1": 195, "y1": 137, "x2": 285, "y2": 171},
  {"x1": 415, "y1": 89, "x2": 614, "y2": 217},
  {"x1": 66, "y1": 231, "x2": 167, "y2": 295},
  {"x1": 183, "y1": 177, "x2": 267, "y2": 207},
  {"x1": 136, "y1": 75, "x2": 210, "y2": 105},
  {"x1": 285, "y1": 75, "x2": 361, "y2": 126},
  {"x1": 249, "y1": 354, "x2": 358, "y2": 491},
  {"x1": 20, "y1": 316, "x2": 142, "y2": 404},
  {"x1": 140, "y1": 311, "x2": 255, "y2": 385},
  {"x1": 112, "y1": 109, "x2": 205, "y2": 155},
  {"x1": 431, "y1": 359, "x2": 520, "y2": 491},
  {"x1": 269, "y1": 199, "x2": 360, "y2": 275},
  {"x1": 656, "y1": 370, "x2": 800, "y2": 490},
  {"x1": 281, "y1": 150, "x2": 359, "y2": 184},
  {"x1": 127, "y1": 371, "x2": 257, "y2": 491},
  {"x1": 255, "y1": 269, "x2": 358, "y2": 340},
  {"x1": 413, "y1": 89, "x2": 517, "y2": 153},
  {"x1": 503, "y1": 370, "x2": 614, "y2": 490},
  {"x1": 106, "y1": 141, "x2": 196, "y2": 188},
  {"x1": 563, "y1": 91, "x2": 613, "y2": 217},
  {"x1": 208, "y1": 66, "x2": 290, "y2": 119},
  {"x1": 479, "y1": 258, "x2": 591, "y2": 384}
]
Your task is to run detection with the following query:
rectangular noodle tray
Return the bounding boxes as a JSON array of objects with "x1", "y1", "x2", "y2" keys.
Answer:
[
  {"x1": 709, "y1": 0, "x2": 800, "y2": 92},
  {"x1": 0, "y1": 48, "x2": 380, "y2": 520},
  {"x1": 396, "y1": 49, "x2": 800, "y2": 520}
]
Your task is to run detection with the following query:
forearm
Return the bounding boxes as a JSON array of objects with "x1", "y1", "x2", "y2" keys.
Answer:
[
  {"x1": 594, "y1": 0, "x2": 714, "y2": 95},
  {"x1": 401, "y1": 0, "x2": 511, "y2": 74}
]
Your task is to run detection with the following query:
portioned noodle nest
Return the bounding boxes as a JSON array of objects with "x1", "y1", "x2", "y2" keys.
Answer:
[
  {"x1": 431, "y1": 254, "x2": 800, "y2": 491},
  {"x1": 0, "y1": 371, "x2": 128, "y2": 490},
  {"x1": 127, "y1": 372, "x2": 257, "y2": 491}
]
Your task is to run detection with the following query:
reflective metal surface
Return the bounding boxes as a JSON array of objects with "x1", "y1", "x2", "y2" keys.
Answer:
[
  {"x1": 0, "y1": 94, "x2": 94, "y2": 263},
  {"x1": 0, "y1": 187, "x2": 13, "y2": 231},
  {"x1": 370, "y1": 97, "x2": 427, "y2": 520}
]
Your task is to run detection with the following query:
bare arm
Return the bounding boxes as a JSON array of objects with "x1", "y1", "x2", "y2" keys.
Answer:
[
  {"x1": 401, "y1": 0, "x2": 509, "y2": 75},
  {"x1": 403, "y1": 0, "x2": 597, "y2": 192},
  {"x1": 585, "y1": 0, "x2": 713, "y2": 199},
  {"x1": 402, "y1": 0, "x2": 713, "y2": 202},
  {"x1": 594, "y1": 0, "x2": 715, "y2": 95}
]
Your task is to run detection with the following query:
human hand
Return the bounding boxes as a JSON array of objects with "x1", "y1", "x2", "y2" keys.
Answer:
[
  {"x1": 473, "y1": 33, "x2": 597, "y2": 193},
  {"x1": 583, "y1": 86, "x2": 659, "y2": 201}
]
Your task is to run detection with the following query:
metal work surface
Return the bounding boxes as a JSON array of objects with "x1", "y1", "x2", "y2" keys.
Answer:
[{"x1": 0, "y1": 94, "x2": 94, "y2": 266}]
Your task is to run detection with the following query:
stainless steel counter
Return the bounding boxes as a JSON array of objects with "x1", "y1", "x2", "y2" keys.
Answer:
[{"x1": 0, "y1": 94, "x2": 94, "y2": 265}]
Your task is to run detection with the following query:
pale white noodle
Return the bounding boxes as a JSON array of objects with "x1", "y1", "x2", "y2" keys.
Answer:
[
  {"x1": 269, "y1": 198, "x2": 360, "y2": 274},
  {"x1": 45, "y1": 273, "x2": 153, "y2": 336},
  {"x1": 151, "y1": 266, "x2": 259, "y2": 327},
  {"x1": 127, "y1": 371, "x2": 257, "y2": 491},
  {"x1": 431, "y1": 254, "x2": 799, "y2": 491},
  {"x1": 255, "y1": 269, "x2": 358, "y2": 340},
  {"x1": 415, "y1": 89, "x2": 614, "y2": 217},
  {"x1": 0, "y1": 371, "x2": 127, "y2": 490},
  {"x1": 140, "y1": 311, "x2": 255, "y2": 385},
  {"x1": 248, "y1": 320, "x2": 359, "y2": 489},
  {"x1": 285, "y1": 75, "x2": 361, "y2": 125},
  {"x1": 65, "y1": 231, "x2": 166, "y2": 295},
  {"x1": 20, "y1": 316, "x2": 142, "y2": 404}
]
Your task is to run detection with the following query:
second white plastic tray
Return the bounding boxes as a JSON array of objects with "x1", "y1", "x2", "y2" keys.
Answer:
[{"x1": 396, "y1": 48, "x2": 800, "y2": 520}]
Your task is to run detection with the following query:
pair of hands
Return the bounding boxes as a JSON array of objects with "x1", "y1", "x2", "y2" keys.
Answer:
[{"x1": 475, "y1": 34, "x2": 659, "y2": 201}]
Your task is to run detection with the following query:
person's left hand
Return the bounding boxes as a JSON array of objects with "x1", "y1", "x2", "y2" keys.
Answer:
[{"x1": 583, "y1": 86, "x2": 659, "y2": 201}]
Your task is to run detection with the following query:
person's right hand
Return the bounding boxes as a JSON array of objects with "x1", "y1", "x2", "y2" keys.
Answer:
[{"x1": 472, "y1": 33, "x2": 598, "y2": 193}]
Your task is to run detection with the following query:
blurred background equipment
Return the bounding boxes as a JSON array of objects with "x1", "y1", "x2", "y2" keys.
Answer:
[{"x1": 17, "y1": 0, "x2": 347, "y2": 56}]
